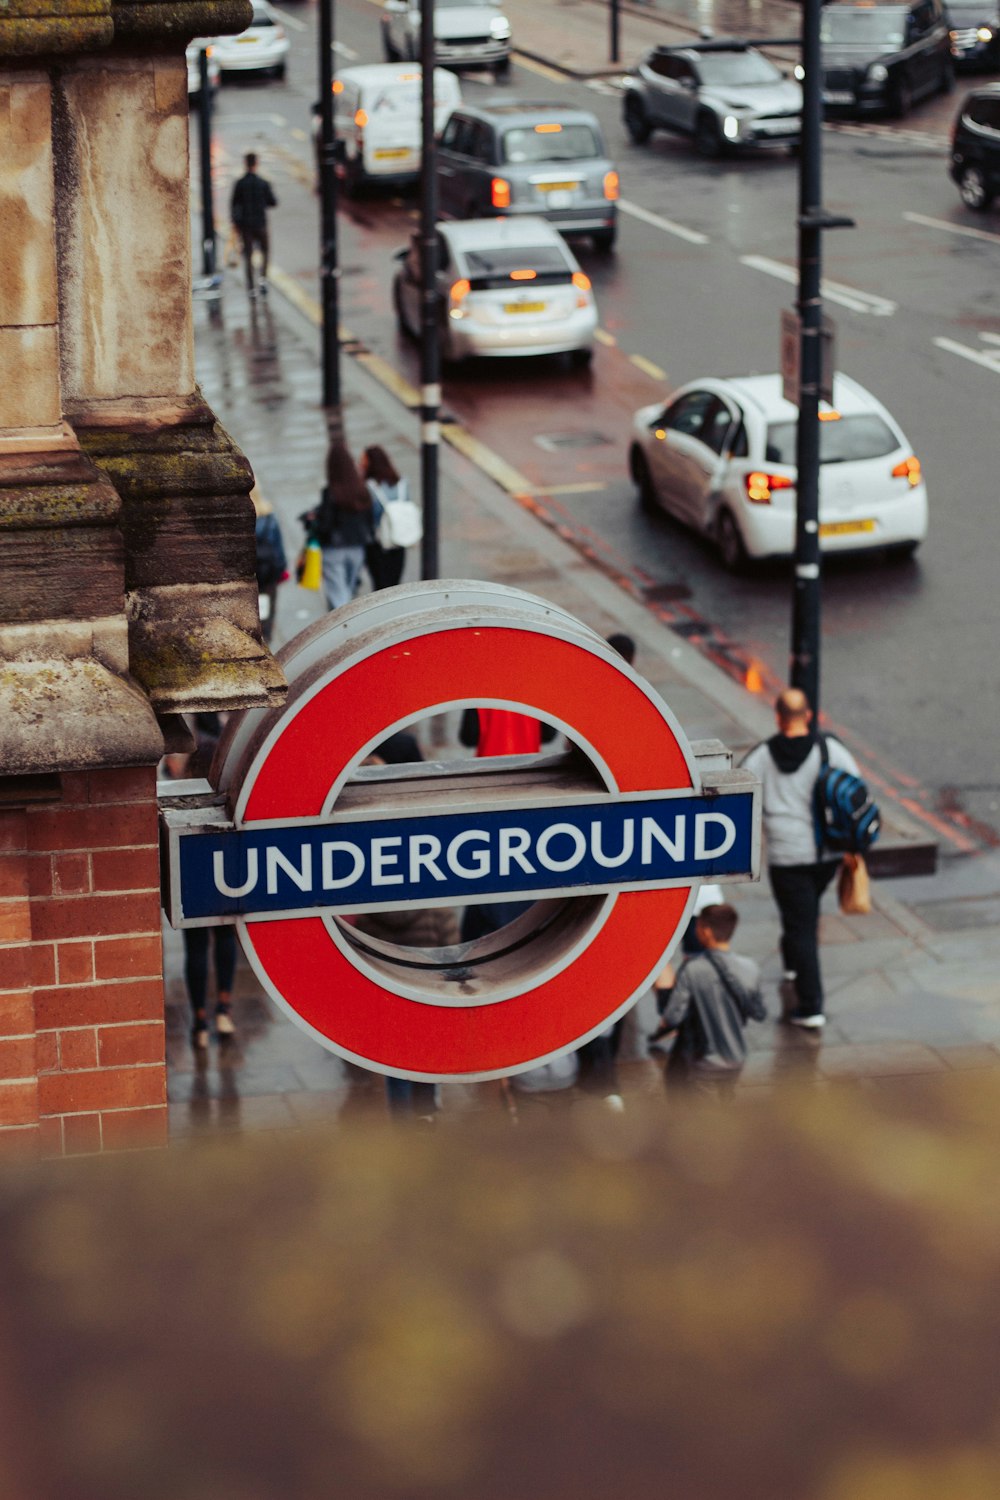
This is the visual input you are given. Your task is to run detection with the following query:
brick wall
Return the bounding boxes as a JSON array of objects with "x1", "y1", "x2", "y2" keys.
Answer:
[{"x1": 0, "y1": 767, "x2": 167, "y2": 1156}]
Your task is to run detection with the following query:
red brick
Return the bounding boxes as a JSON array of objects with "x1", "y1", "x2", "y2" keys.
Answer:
[
  {"x1": 57, "y1": 941, "x2": 94, "y2": 985},
  {"x1": 0, "y1": 1123, "x2": 42, "y2": 1157},
  {"x1": 0, "y1": 1079, "x2": 39, "y2": 1127},
  {"x1": 0, "y1": 992, "x2": 34, "y2": 1037},
  {"x1": 63, "y1": 1112, "x2": 102, "y2": 1156},
  {"x1": 34, "y1": 977, "x2": 164, "y2": 1030},
  {"x1": 25, "y1": 855, "x2": 53, "y2": 898},
  {"x1": 37, "y1": 1115, "x2": 63, "y2": 1155},
  {"x1": 31, "y1": 890, "x2": 160, "y2": 943},
  {"x1": 59, "y1": 1028, "x2": 98, "y2": 1071},
  {"x1": 37, "y1": 1064, "x2": 165, "y2": 1116},
  {"x1": 99, "y1": 1021, "x2": 164, "y2": 1068},
  {"x1": 101, "y1": 1105, "x2": 168, "y2": 1151},
  {"x1": 0, "y1": 855, "x2": 28, "y2": 900},
  {"x1": 94, "y1": 934, "x2": 163, "y2": 981},
  {"x1": 0, "y1": 900, "x2": 31, "y2": 943},
  {"x1": 54, "y1": 853, "x2": 91, "y2": 895},
  {"x1": 34, "y1": 1030, "x2": 58, "y2": 1073},
  {"x1": 91, "y1": 847, "x2": 158, "y2": 894},
  {"x1": 0, "y1": 1036, "x2": 36, "y2": 1080},
  {"x1": 0, "y1": 812, "x2": 27, "y2": 855},
  {"x1": 27, "y1": 803, "x2": 156, "y2": 855},
  {"x1": 59, "y1": 773, "x2": 91, "y2": 804},
  {"x1": 89, "y1": 768, "x2": 156, "y2": 804},
  {"x1": 0, "y1": 943, "x2": 56, "y2": 992}
]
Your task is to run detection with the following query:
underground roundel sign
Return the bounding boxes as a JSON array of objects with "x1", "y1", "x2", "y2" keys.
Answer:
[{"x1": 160, "y1": 582, "x2": 760, "y2": 1082}]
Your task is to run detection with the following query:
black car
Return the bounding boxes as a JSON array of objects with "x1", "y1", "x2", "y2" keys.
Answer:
[
  {"x1": 950, "y1": 85, "x2": 1000, "y2": 208},
  {"x1": 820, "y1": 0, "x2": 953, "y2": 116},
  {"x1": 948, "y1": 0, "x2": 1000, "y2": 70}
]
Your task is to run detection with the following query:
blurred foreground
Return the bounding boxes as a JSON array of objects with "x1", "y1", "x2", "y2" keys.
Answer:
[{"x1": 2, "y1": 1077, "x2": 1000, "y2": 1499}]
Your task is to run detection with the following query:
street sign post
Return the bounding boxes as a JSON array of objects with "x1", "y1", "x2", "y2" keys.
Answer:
[
  {"x1": 781, "y1": 307, "x2": 836, "y2": 408},
  {"x1": 160, "y1": 584, "x2": 760, "y2": 1082}
]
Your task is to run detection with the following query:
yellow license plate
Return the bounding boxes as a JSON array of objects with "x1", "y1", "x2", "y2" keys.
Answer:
[
  {"x1": 819, "y1": 519, "x2": 876, "y2": 537},
  {"x1": 504, "y1": 301, "x2": 546, "y2": 314},
  {"x1": 538, "y1": 181, "x2": 580, "y2": 193},
  {"x1": 237, "y1": 35, "x2": 259, "y2": 42},
  {"x1": 375, "y1": 148, "x2": 411, "y2": 159}
]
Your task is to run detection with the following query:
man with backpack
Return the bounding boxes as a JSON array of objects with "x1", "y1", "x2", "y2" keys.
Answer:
[{"x1": 743, "y1": 687, "x2": 873, "y2": 1030}]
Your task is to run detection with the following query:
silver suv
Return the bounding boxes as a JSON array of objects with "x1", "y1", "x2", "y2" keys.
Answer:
[
  {"x1": 437, "y1": 101, "x2": 620, "y2": 252},
  {"x1": 623, "y1": 39, "x2": 802, "y2": 157},
  {"x1": 381, "y1": 0, "x2": 512, "y2": 77}
]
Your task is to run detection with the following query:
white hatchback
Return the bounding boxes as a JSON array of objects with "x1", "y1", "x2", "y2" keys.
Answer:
[
  {"x1": 393, "y1": 217, "x2": 597, "y2": 364},
  {"x1": 629, "y1": 372, "x2": 928, "y2": 569},
  {"x1": 213, "y1": 1, "x2": 289, "y2": 78},
  {"x1": 334, "y1": 64, "x2": 462, "y2": 193}
]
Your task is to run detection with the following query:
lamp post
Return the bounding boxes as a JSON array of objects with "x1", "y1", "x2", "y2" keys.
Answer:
[
  {"x1": 609, "y1": 0, "x2": 620, "y2": 65},
  {"x1": 317, "y1": 0, "x2": 342, "y2": 428},
  {"x1": 419, "y1": 0, "x2": 440, "y2": 580},
  {"x1": 196, "y1": 48, "x2": 217, "y2": 281}
]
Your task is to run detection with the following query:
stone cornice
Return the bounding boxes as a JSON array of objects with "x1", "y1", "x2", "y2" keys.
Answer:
[{"x1": 0, "y1": 0, "x2": 251, "y2": 57}]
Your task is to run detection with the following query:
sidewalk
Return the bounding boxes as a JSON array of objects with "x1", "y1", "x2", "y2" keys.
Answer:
[{"x1": 166, "y1": 278, "x2": 1000, "y2": 1139}]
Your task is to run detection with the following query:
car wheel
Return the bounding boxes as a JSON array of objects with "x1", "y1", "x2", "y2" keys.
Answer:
[
  {"x1": 393, "y1": 281, "x2": 415, "y2": 341},
  {"x1": 887, "y1": 539, "x2": 921, "y2": 561},
  {"x1": 629, "y1": 447, "x2": 657, "y2": 514},
  {"x1": 716, "y1": 509, "x2": 748, "y2": 572},
  {"x1": 383, "y1": 33, "x2": 399, "y2": 61},
  {"x1": 891, "y1": 74, "x2": 913, "y2": 117},
  {"x1": 273, "y1": 62, "x2": 286, "y2": 81},
  {"x1": 592, "y1": 227, "x2": 617, "y2": 253},
  {"x1": 694, "y1": 111, "x2": 723, "y2": 159},
  {"x1": 493, "y1": 55, "x2": 511, "y2": 79},
  {"x1": 959, "y1": 164, "x2": 992, "y2": 211},
  {"x1": 343, "y1": 157, "x2": 364, "y2": 198},
  {"x1": 569, "y1": 347, "x2": 593, "y2": 368},
  {"x1": 624, "y1": 94, "x2": 652, "y2": 145}
]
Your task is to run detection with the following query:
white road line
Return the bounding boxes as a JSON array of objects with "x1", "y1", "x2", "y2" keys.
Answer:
[
  {"x1": 933, "y1": 336, "x2": 1000, "y2": 374},
  {"x1": 739, "y1": 254, "x2": 897, "y2": 316},
  {"x1": 274, "y1": 5, "x2": 309, "y2": 29},
  {"x1": 630, "y1": 353, "x2": 666, "y2": 380},
  {"x1": 618, "y1": 197, "x2": 708, "y2": 246},
  {"x1": 332, "y1": 39, "x2": 359, "y2": 58},
  {"x1": 904, "y1": 210, "x2": 1000, "y2": 246}
]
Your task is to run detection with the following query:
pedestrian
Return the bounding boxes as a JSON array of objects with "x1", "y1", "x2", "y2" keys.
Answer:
[
  {"x1": 230, "y1": 151, "x2": 277, "y2": 299},
  {"x1": 742, "y1": 687, "x2": 861, "y2": 1029},
  {"x1": 459, "y1": 707, "x2": 557, "y2": 758},
  {"x1": 360, "y1": 444, "x2": 409, "y2": 591},
  {"x1": 648, "y1": 902, "x2": 765, "y2": 1098},
  {"x1": 251, "y1": 484, "x2": 287, "y2": 644},
  {"x1": 304, "y1": 440, "x2": 375, "y2": 611}
]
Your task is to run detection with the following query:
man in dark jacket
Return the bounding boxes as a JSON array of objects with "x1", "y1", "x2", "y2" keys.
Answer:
[{"x1": 230, "y1": 152, "x2": 277, "y2": 297}]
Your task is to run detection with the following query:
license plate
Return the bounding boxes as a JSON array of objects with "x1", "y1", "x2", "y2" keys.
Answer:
[
  {"x1": 237, "y1": 35, "x2": 259, "y2": 43},
  {"x1": 504, "y1": 301, "x2": 546, "y2": 314},
  {"x1": 375, "y1": 148, "x2": 411, "y2": 160},
  {"x1": 823, "y1": 90, "x2": 854, "y2": 104},
  {"x1": 819, "y1": 519, "x2": 876, "y2": 537},
  {"x1": 538, "y1": 181, "x2": 580, "y2": 193}
]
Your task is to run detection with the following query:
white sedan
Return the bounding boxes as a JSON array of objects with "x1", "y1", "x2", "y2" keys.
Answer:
[
  {"x1": 213, "y1": 1, "x2": 289, "y2": 78},
  {"x1": 393, "y1": 217, "x2": 597, "y2": 364},
  {"x1": 629, "y1": 373, "x2": 928, "y2": 569}
]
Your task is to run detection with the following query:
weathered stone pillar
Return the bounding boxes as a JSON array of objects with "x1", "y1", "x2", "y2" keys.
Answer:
[{"x1": 0, "y1": 0, "x2": 286, "y2": 1154}]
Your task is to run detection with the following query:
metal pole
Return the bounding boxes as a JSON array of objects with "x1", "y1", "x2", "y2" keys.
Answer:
[
  {"x1": 791, "y1": 0, "x2": 823, "y2": 716},
  {"x1": 419, "y1": 0, "x2": 440, "y2": 581},
  {"x1": 197, "y1": 49, "x2": 216, "y2": 279},
  {"x1": 609, "y1": 0, "x2": 620, "y2": 65},
  {"x1": 318, "y1": 0, "x2": 341, "y2": 417}
]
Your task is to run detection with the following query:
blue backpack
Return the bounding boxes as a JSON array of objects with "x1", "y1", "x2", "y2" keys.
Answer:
[{"x1": 813, "y1": 735, "x2": 880, "y2": 855}]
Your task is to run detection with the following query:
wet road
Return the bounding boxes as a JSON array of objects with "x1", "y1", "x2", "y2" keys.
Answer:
[{"x1": 197, "y1": 0, "x2": 1000, "y2": 842}]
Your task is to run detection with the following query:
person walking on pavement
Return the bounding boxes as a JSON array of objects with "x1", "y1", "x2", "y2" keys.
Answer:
[
  {"x1": 230, "y1": 152, "x2": 277, "y2": 298},
  {"x1": 302, "y1": 440, "x2": 375, "y2": 611},
  {"x1": 742, "y1": 687, "x2": 860, "y2": 1029},
  {"x1": 360, "y1": 444, "x2": 409, "y2": 592}
]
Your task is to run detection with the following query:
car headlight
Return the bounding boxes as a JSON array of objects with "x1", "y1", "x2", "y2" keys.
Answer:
[
  {"x1": 794, "y1": 63, "x2": 805, "y2": 80},
  {"x1": 977, "y1": 25, "x2": 994, "y2": 40},
  {"x1": 490, "y1": 16, "x2": 511, "y2": 38},
  {"x1": 867, "y1": 63, "x2": 888, "y2": 82},
  {"x1": 722, "y1": 115, "x2": 741, "y2": 140}
]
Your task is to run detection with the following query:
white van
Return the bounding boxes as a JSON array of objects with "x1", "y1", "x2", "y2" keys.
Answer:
[{"x1": 334, "y1": 63, "x2": 462, "y2": 193}]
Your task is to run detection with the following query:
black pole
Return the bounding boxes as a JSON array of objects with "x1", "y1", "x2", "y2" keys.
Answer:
[
  {"x1": 791, "y1": 0, "x2": 824, "y2": 717},
  {"x1": 609, "y1": 0, "x2": 620, "y2": 65},
  {"x1": 197, "y1": 49, "x2": 216, "y2": 278},
  {"x1": 419, "y1": 0, "x2": 440, "y2": 581},
  {"x1": 318, "y1": 0, "x2": 341, "y2": 417}
]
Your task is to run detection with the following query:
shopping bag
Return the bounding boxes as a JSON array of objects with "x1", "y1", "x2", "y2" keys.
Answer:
[
  {"x1": 838, "y1": 853, "x2": 871, "y2": 916},
  {"x1": 298, "y1": 539, "x2": 323, "y2": 592}
]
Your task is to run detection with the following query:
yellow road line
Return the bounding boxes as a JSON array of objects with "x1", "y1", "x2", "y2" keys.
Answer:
[
  {"x1": 354, "y1": 352, "x2": 421, "y2": 407},
  {"x1": 441, "y1": 424, "x2": 534, "y2": 494},
  {"x1": 594, "y1": 328, "x2": 616, "y2": 347},
  {"x1": 512, "y1": 51, "x2": 568, "y2": 83},
  {"x1": 290, "y1": 127, "x2": 307, "y2": 142},
  {"x1": 265, "y1": 265, "x2": 355, "y2": 344},
  {"x1": 534, "y1": 482, "x2": 608, "y2": 496},
  {"x1": 629, "y1": 353, "x2": 666, "y2": 381}
]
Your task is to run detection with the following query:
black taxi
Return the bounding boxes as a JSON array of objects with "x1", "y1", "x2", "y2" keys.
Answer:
[{"x1": 821, "y1": 0, "x2": 954, "y2": 116}]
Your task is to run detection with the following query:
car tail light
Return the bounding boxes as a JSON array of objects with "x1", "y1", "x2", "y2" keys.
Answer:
[
  {"x1": 891, "y1": 455, "x2": 921, "y2": 487},
  {"x1": 332, "y1": 79, "x2": 344, "y2": 94},
  {"x1": 354, "y1": 109, "x2": 368, "y2": 129},
  {"x1": 572, "y1": 270, "x2": 591, "y2": 307},
  {"x1": 449, "y1": 279, "x2": 471, "y2": 318},
  {"x1": 491, "y1": 177, "x2": 511, "y2": 209},
  {"x1": 603, "y1": 170, "x2": 620, "y2": 201},
  {"x1": 509, "y1": 268, "x2": 536, "y2": 281},
  {"x1": 745, "y1": 472, "x2": 794, "y2": 504}
]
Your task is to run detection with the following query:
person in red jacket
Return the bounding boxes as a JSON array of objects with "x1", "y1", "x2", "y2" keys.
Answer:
[{"x1": 459, "y1": 707, "x2": 556, "y2": 757}]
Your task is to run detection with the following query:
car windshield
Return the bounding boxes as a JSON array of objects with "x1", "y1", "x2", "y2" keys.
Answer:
[
  {"x1": 501, "y1": 124, "x2": 600, "y2": 163},
  {"x1": 694, "y1": 51, "x2": 783, "y2": 86},
  {"x1": 369, "y1": 81, "x2": 448, "y2": 111},
  {"x1": 766, "y1": 414, "x2": 899, "y2": 465},
  {"x1": 463, "y1": 245, "x2": 569, "y2": 280},
  {"x1": 948, "y1": 3, "x2": 995, "y2": 19},
  {"x1": 820, "y1": 9, "x2": 906, "y2": 47}
]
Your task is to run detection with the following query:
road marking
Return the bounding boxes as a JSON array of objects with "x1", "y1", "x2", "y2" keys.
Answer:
[
  {"x1": 740, "y1": 254, "x2": 897, "y2": 316},
  {"x1": 265, "y1": 265, "x2": 356, "y2": 345},
  {"x1": 290, "y1": 127, "x2": 307, "y2": 142},
  {"x1": 219, "y1": 113, "x2": 288, "y2": 127},
  {"x1": 332, "y1": 39, "x2": 359, "y2": 58},
  {"x1": 618, "y1": 197, "x2": 708, "y2": 246},
  {"x1": 594, "y1": 328, "x2": 616, "y2": 346},
  {"x1": 441, "y1": 423, "x2": 534, "y2": 494},
  {"x1": 933, "y1": 336, "x2": 1000, "y2": 375},
  {"x1": 274, "y1": 5, "x2": 309, "y2": 30},
  {"x1": 630, "y1": 353, "x2": 666, "y2": 381},
  {"x1": 533, "y1": 482, "x2": 609, "y2": 496},
  {"x1": 903, "y1": 210, "x2": 1000, "y2": 246},
  {"x1": 511, "y1": 52, "x2": 568, "y2": 83}
]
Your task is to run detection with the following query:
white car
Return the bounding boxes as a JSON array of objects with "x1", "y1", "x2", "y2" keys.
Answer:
[
  {"x1": 381, "y1": 0, "x2": 512, "y2": 77},
  {"x1": 186, "y1": 39, "x2": 220, "y2": 98},
  {"x1": 213, "y1": 1, "x2": 289, "y2": 78},
  {"x1": 334, "y1": 64, "x2": 462, "y2": 193},
  {"x1": 629, "y1": 373, "x2": 928, "y2": 569},
  {"x1": 393, "y1": 217, "x2": 597, "y2": 364}
]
